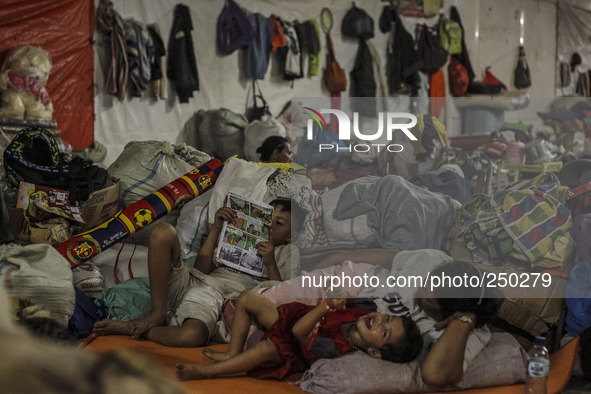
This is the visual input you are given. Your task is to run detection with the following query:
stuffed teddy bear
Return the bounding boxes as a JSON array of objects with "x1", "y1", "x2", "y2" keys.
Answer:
[{"x1": 0, "y1": 45, "x2": 53, "y2": 121}]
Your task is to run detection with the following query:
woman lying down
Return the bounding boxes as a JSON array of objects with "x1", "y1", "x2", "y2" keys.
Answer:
[
  {"x1": 177, "y1": 248, "x2": 503, "y2": 388},
  {"x1": 176, "y1": 290, "x2": 423, "y2": 380}
]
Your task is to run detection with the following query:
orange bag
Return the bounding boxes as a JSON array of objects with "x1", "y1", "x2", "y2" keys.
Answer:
[{"x1": 324, "y1": 33, "x2": 347, "y2": 93}]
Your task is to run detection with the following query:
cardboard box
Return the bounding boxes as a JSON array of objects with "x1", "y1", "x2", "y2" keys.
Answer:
[
  {"x1": 80, "y1": 177, "x2": 120, "y2": 229},
  {"x1": 8, "y1": 207, "x2": 69, "y2": 245},
  {"x1": 10, "y1": 177, "x2": 120, "y2": 241}
]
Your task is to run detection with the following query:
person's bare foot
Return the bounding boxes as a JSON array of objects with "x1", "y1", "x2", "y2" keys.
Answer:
[
  {"x1": 129, "y1": 313, "x2": 166, "y2": 339},
  {"x1": 176, "y1": 363, "x2": 212, "y2": 381},
  {"x1": 202, "y1": 348, "x2": 234, "y2": 362}
]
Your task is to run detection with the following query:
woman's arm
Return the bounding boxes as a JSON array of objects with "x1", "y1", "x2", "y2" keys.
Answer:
[{"x1": 421, "y1": 312, "x2": 476, "y2": 388}]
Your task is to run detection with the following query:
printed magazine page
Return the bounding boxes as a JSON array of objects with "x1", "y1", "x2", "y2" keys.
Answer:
[{"x1": 216, "y1": 192, "x2": 273, "y2": 277}]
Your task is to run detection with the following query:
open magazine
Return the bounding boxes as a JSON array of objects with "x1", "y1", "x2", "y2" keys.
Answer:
[{"x1": 215, "y1": 192, "x2": 273, "y2": 277}]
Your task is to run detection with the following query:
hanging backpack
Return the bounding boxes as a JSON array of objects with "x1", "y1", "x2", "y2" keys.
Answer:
[
  {"x1": 416, "y1": 24, "x2": 448, "y2": 75},
  {"x1": 3, "y1": 127, "x2": 109, "y2": 203},
  {"x1": 439, "y1": 17, "x2": 462, "y2": 55},
  {"x1": 514, "y1": 45, "x2": 531, "y2": 89},
  {"x1": 341, "y1": 3, "x2": 374, "y2": 40},
  {"x1": 448, "y1": 56, "x2": 469, "y2": 97}
]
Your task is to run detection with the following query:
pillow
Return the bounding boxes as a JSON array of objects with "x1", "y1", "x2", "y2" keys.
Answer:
[{"x1": 299, "y1": 332, "x2": 526, "y2": 393}]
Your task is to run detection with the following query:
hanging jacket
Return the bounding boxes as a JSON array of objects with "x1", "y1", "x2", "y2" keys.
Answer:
[
  {"x1": 294, "y1": 20, "x2": 321, "y2": 77},
  {"x1": 167, "y1": 4, "x2": 199, "y2": 103},
  {"x1": 278, "y1": 18, "x2": 302, "y2": 81},
  {"x1": 379, "y1": 6, "x2": 422, "y2": 95},
  {"x1": 244, "y1": 13, "x2": 273, "y2": 80},
  {"x1": 350, "y1": 39, "x2": 376, "y2": 116},
  {"x1": 148, "y1": 23, "x2": 168, "y2": 100}
]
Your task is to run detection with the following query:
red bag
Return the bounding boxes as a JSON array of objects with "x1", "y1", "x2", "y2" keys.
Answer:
[
  {"x1": 448, "y1": 57, "x2": 469, "y2": 97},
  {"x1": 483, "y1": 66, "x2": 506, "y2": 90}
]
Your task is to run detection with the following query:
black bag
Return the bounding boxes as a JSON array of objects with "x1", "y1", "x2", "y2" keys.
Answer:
[
  {"x1": 342, "y1": 3, "x2": 374, "y2": 40},
  {"x1": 416, "y1": 23, "x2": 448, "y2": 75},
  {"x1": 245, "y1": 79, "x2": 271, "y2": 122},
  {"x1": 514, "y1": 46, "x2": 531, "y2": 89},
  {"x1": 3, "y1": 127, "x2": 109, "y2": 203}
]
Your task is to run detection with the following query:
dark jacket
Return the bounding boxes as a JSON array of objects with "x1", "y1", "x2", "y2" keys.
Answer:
[{"x1": 167, "y1": 4, "x2": 199, "y2": 103}]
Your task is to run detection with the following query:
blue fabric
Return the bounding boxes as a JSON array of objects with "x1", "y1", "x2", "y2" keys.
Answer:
[
  {"x1": 565, "y1": 261, "x2": 591, "y2": 336},
  {"x1": 245, "y1": 13, "x2": 274, "y2": 80},
  {"x1": 294, "y1": 122, "x2": 346, "y2": 167},
  {"x1": 68, "y1": 287, "x2": 106, "y2": 340}
]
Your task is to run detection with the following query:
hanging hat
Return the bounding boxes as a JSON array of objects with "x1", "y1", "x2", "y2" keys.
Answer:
[{"x1": 558, "y1": 159, "x2": 591, "y2": 188}]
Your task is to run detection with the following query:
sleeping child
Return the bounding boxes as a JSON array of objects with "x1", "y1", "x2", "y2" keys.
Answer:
[{"x1": 176, "y1": 290, "x2": 423, "y2": 381}]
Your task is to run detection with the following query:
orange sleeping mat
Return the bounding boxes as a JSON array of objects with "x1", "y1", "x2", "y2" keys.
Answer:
[{"x1": 84, "y1": 335, "x2": 579, "y2": 394}]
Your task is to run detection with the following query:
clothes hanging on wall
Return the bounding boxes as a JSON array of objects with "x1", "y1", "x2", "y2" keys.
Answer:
[
  {"x1": 429, "y1": 69, "x2": 445, "y2": 117},
  {"x1": 269, "y1": 14, "x2": 287, "y2": 52},
  {"x1": 350, "y1": 39, "x2": 376, "y2": 116},
  {"x1": 379, "y1": 5, "x2": 422, "y2": 96},
  {"x1": 449, "y1": 5, "x2": 475, "y2": 82},
  {"x1": 96, "y1": 0, "x2": 128, "y2": 101},
  {"x1": 244, "y1": 13, "x2": 273, "y2": 80},
  {"x1": 294, "y1": 20, "x2": 321, "y2": 77},
  {"x1": 167, "y1": 3, "x2": 199, "y2": 103},
  {"x1": 147, "y1": 24, "x2": 168, "y2": 100},
  {"x1": 277, "y1": 18, "x2": 303, "y2": 82},
  {"x1": 123, "y1": 19, "x2": 153, "y2": 97}
]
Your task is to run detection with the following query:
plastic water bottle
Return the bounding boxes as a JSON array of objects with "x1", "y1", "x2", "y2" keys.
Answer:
[{"x1": 525, "y1": 336, "x2": 550, "y2": 394}]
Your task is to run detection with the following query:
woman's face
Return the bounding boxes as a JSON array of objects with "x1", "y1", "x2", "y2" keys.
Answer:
[{"x1": 272, "y1": 143, "x2": 292, "y2": 163}]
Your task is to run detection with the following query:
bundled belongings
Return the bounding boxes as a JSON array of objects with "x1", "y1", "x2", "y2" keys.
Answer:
[
  {"x1": 195, "y1": 108, "x2": 248, "y2": 160},
  {"x1": 458, "y1": 173, "x2": 572, "y2": 268},
  {"x1": 3, "y1": 127, "x2": 108, "y2": 204}
]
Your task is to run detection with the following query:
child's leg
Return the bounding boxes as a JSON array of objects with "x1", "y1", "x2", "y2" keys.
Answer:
[
  {"x1": 129, "y1": 223, "x2": 181, "y2": 338},
  {"x1": 177, "y1": 340, "x2": 282, "y2": 381},
  {"x1": 203, "y1": 291, "x2": 279, "y2": 361},
  {"x1": 142, "y1": 318, "x2": 209, "y2": 347},
  {"x1": 93, "y1": 223, "x2": 180, "y2": 338}
]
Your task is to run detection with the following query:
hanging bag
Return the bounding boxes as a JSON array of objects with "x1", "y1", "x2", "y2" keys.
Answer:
[
  {"x1": 245, "y1": 79, "x2": 271, "y2": 123},
  {"x1": 415, "y1": 23, "x2": 448, "y2": 75},
  {"x1": 514, "y1": 45, "x2": 531, "y2": 89},
  {"x1": 324, "y1": 32, "x2": 347, "y2": 93},
  {"x1": 216, "y1": 0, "x2": 256, "y2": 55}
]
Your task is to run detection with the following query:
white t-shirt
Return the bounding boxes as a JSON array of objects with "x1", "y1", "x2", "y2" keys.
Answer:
[{"x1": 359, "y1": 249, "x2": 491, "y2": 372}]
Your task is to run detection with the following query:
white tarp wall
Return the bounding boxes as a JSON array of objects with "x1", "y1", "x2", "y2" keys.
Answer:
[{"x1": 94, "y1": 0, "x2": 557, "y2": 166}]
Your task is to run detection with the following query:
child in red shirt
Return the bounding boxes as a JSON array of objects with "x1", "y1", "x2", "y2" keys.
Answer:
[{"x1": 176, "y1": 290, "x2": 423, "y2": 381}]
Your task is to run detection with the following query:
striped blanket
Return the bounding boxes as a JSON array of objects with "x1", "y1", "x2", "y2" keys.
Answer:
[{"x1": 462, "y1": 173, "x2": 572, "y2": 265}]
